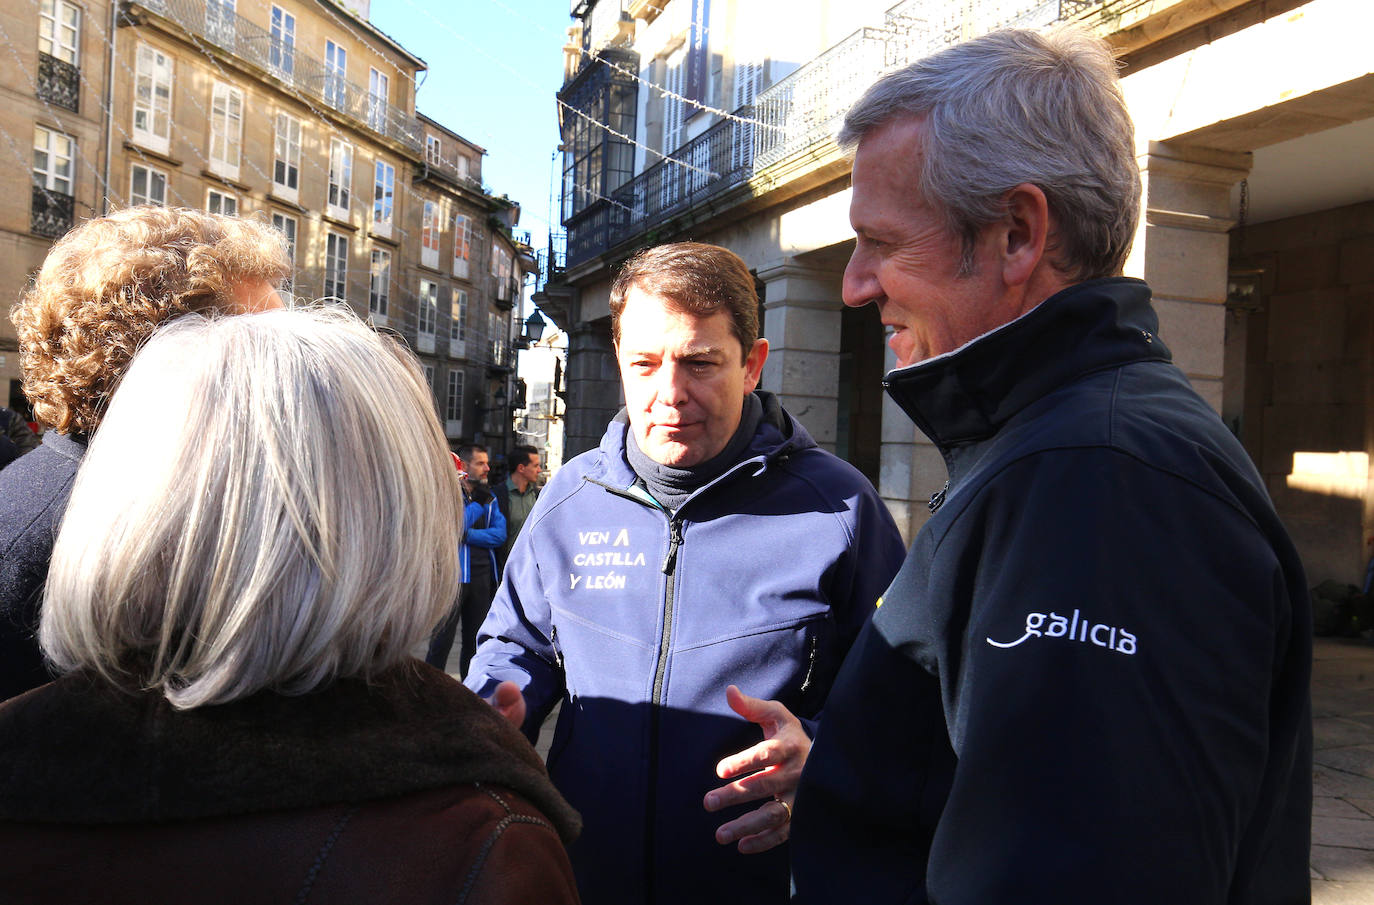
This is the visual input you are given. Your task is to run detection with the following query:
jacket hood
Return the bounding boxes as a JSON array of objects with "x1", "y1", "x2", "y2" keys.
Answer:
[
  {"x1": 883, "y1": 278, "x2": 1170, "y2": 451},
  {"x1": 595, "y1": 389, "x2": 816, "y2": 488},
  {"x1": 0, "y1": 661, "x2": 581, "y2": 843}
]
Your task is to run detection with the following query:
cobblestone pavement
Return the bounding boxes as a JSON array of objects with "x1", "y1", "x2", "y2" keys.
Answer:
[{"x1": 1311, "y1": 637, "x2": 1374, "y2": 904}]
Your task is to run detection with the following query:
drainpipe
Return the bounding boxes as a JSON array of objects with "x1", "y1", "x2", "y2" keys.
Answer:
[{"x1": 100, "y1": 0, "x2": 118, "y2": 215}]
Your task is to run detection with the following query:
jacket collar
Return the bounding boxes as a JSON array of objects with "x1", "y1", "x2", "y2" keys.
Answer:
[
  {"x1": 0, "y1": 661, "x2": 580, "y2": 842},
  {"x1": 883, "y1": 278, "x2": 1169, "y2": 451}
]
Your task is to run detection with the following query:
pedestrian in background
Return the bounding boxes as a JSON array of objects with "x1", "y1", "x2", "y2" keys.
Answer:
[
  {"x1": 0, "y1": 307, "x2": 580, "y2": 904},
  {"x1": 494, "y1": 443, "x2": 541, "y2": 567},
  {"x1": 0, "y1": 407, "x2": 39, "y2": 470},
  {"x1": 426, "y1": 442, "x2": 505, "y2": 676},
  {"x1": 0, "y1": 206, "x2": 289, "y2": 701}
]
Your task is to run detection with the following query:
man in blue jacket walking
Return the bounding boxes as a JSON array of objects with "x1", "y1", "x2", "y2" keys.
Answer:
[{"x1": 466, "y1": 242, "x2": 905, "y2": 904}]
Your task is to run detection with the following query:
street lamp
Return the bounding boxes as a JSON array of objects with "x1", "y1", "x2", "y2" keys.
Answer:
[{"x1": 516, "y1": 310, "x2": 547, "y2": 349}]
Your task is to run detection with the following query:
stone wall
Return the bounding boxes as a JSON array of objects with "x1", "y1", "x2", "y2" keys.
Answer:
[{"x1": 1229, "y1": 200, "x2": 1374, "y2": 587}]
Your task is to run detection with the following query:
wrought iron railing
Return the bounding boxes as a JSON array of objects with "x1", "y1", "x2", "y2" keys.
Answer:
[
  {"x1": 132, "y1": 0, "x2": 422, "y2": 152},
  {"x1": 536, "y1": 233, "x2": 567, "y2": 292},
  {"x1": 559, "y1": 0, "x2": 1106, "y2": 269},
  {"x1": 37, "y1": 52, "x2": 79, "y2": 112},
  {"x1": 566, "y1": 109, "x2": 755, "y2": 267},
  {"x1": 30, "y1": 185, "x2": 74, "y2": 239}
]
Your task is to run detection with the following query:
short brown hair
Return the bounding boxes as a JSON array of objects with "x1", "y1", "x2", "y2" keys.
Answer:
[
  {"x1": 609, "y1": 242, "x2": 759, "y2": 363},
  {"x1": 11, "y1": 206, "x2": 291, "y2": 435}
]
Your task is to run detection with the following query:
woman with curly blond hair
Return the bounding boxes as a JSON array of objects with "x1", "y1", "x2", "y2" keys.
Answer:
[{"x1": 0, "y1": 206, "x2": 289, "y2": 700}]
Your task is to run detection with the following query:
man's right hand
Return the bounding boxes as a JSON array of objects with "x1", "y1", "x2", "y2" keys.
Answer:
[{"x1": 486, "y1": 680, "x2": 526, "y2": 729}]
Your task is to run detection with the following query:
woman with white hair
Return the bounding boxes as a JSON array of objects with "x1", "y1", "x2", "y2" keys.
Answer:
[{"x1": 0, "y1": 307, "x2": 580, "y2": 904}]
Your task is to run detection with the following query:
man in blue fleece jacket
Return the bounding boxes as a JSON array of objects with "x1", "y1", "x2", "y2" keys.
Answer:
[
  {"x1": 466, "y1": 242, "x2": 905, "y2": 904},
  {"x1": 790, "y1": 27, "x2": 1312, "y2": 905}
]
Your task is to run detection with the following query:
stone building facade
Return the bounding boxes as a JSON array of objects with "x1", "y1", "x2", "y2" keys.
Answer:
[
  {"x1": 0, "y1": 0, "x2": 532, "y2": 458},
  {"x1": 536, "y1": 0, "x2": 1374, "y2": 589}
]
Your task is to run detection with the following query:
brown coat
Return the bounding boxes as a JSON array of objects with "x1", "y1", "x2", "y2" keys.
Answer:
[{"x1": 0, "y1": 661, "x2": 581, "y2": 905}]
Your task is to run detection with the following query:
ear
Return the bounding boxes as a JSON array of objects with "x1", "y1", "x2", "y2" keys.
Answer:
[
  {"x1": 999, "y1": 183, "x2": 1051, "y2": 288},
  {"x1": 742, "y1": 338, "x2": 768, "y2": 393}
]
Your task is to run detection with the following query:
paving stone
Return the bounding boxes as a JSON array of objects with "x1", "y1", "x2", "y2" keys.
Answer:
[
  {"x1": 1312, "y1": 878, "x2": 1374, "y2": 905},
  {"x1": 1315, "y1": 746, "x2": 1374, "y2": 780},
  {"x1": 1314, "y1": 764, "x2": 1374, "y2": 799},
  {"x1": 1315, "y1": 717, "x2": 1374, "y2": 750},
  {"x1": 1313, "y1": 816, "x2": 1374, "y2": 850},
  {"x1": 1310, "y1": 843, "x2": 1374, "y2": 883},
  {"x1": 1314, "y1": 797, "x2": 1372, "y2": 819},
  {"x1": 1347, "y1": 799, "x2": 1374, "y2": 819}
]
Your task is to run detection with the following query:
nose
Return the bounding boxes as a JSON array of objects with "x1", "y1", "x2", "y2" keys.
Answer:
[
  {"x1": 654, "y1": 360, "x2": 690, "y2": 407},
  {"x1": 842, "y1": 244, "x2": 880, "y2": 309}
]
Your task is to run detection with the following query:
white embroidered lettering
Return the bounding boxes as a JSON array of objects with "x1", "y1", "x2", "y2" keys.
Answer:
[{"x1": 987, "y1": 609, "x2": 1139, "y2": 656}]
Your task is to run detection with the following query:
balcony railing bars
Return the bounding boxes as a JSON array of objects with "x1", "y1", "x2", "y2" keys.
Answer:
[
  {"x1": 30, "y1": 185, "x2": 75, "y2": 239},
  {"x1": 37, "y1": 52, "x2": 80, "y2": 113},
  {"x1": 133, "y1": 0, "x2": 422, "y2": 152}
]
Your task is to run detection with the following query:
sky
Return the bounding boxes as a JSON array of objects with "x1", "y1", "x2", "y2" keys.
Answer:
[{"x1": 366, "y1": 0, "x2": 575, "y2": 255}]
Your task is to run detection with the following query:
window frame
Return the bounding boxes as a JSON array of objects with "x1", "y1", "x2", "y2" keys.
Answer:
[
  {"x1": 129, "y1": 162, "x2": 167, "y2": 206},
  {"x1": 421, "y1": 200, "x2": 441, "y2": 269},
  {"x1": 324, "y1": 231, "x2": 349, "y2": 301},
  {"x1": 425, "y1": 134, "x2": 441, "y2": 166},
  {"x1": 38, "y1": 0, "x2": 81, "y2": 65},
  {"x1": 372, "y1": 158, "x2": 394, "y2": 237},
  {"x1": 446, "y1": 369, "x2": 464, "y2": 425},
  {"x1": 449, "y1": 288, "x2": 467, "y2": 356},
  {"x1": 271, "y1": 211, "x2": 297, "y2": 292},
  {"x1": 452, "y1": 213, "x2": 472, "y2": 279},
  {"x1": 327, "y1": 137, "x2": 352, "y2": 220},
  {"x1": 273, "y1": 111, "x2": 301, "y2": 201},
  {"x1": 206, "y1": 187, "x2": 237, "y2": 216},
  {"x1": 368, "y1": 67, "x2": 388, "y2": 132},
  {"x1": 369, "y1": 247, "x2": 391, "y2": 321},
  {"x1": 209, "y1": 81, "x2": 244, "y2": 180},
  {"x1": 324, "y1": 40, "x2": 347, "y2": 110},
  {"x1": 33, "y1": 125, "x2": 74, "y2": 195},
  {"x1": 132, "y1": 42, "x2": 173, "y2": 154},
  {"x1": 269, "y1": 5, "x2": 295, "y2": 78}
]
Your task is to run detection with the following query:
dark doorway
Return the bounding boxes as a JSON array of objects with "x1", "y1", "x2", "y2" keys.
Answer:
[{"x1": 837, "y1": 302, "x2": 884, "y2": 487}]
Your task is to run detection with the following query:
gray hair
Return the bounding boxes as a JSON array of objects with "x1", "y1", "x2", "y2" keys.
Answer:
[
  {"x1": 41, "y1": 306, "x2": 462, "y2": 709},
  {"x1": 838, "y1": 27, "x2": 1140, "y2": 280}
]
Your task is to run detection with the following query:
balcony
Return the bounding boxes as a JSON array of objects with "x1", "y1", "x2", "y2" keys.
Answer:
[
  {"x1": 31, "y1": 185, "x2": 74, "y2": 239},
  {"x1": 130, "y1": 0, "x2": 423, "y2": 153},
  {"x1": 561, "y1": 0, "x2": 1102, "y2": 270},
  {"x1": 36, "y1": 52, "x2": 79, "y2": 113}
]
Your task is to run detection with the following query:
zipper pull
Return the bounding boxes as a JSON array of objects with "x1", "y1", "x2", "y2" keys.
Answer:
[
  {"x1": 928, "y1": 480, "x2": 949, "y2": 513},
  {"x1": 661, "y1": 520, "x2": 683, "y2": 574},
  {"x1": 550, "y1": 625, "x2": 564, "y2": 670},
  {"x1": 800, "y1": 633, "x2": 818, "y2": 694}
]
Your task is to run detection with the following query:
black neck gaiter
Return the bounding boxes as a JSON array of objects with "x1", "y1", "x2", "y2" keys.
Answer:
[{"x1": 625, "y1": 393, "x2": 763, "y2": 514}]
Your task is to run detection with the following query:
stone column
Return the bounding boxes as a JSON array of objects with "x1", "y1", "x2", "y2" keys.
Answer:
[
  {"x1": 757, "y1": 262, "x2": 843, "y2": 452},
  {"x1": 563, "y1": 319, "x2": 621, "y2": 459},
  {"x1": 1129, "y1": 142, "x2": 1252, "y2": 413}
]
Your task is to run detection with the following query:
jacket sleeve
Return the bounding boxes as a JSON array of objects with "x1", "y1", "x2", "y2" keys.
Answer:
[
  {"x1": 799, "y1": 471, "x2": 906, "y2": 736},
  {"x1": 2, "y1": 414, "x2": 39, "y2": 456},
  {"x1": 465, "y1": 499, "x2": 507, "y2": 548},
  {"x1": 922, "y1": 449, "x2": 1301, "y2": 904},
  {"x1": 465, "y1": 495, "x2": 564, "y2": 745}
]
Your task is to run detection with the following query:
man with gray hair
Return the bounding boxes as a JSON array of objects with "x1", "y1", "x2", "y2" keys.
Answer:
[{"x1": 791, "y1": 28, "x2": 1311, "y2": 904}]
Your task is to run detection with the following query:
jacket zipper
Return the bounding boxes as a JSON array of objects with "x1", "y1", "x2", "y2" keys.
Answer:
[
  {"x1": 928, "y1": 480, "x2": 949, "y2": 513},
  {"x1": 644, "y1": 516, "x2": 682, "y2": 904},
  {"x1": 799, "y1": 632, "x2": 818, "y2": 694}
]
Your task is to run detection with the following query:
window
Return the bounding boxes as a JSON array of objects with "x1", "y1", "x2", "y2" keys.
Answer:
[
  {"x1": 372, "y1": 159, "x2": 394, "y2": 236},
  {"x1": 446, "y1": 369, "x2": 464, "y2": 424},
  {"x1": 491, "y1": 242, "x2": 513, "y2": 301},
  {"x1": 421, "y1": 200, "x2": 440, "y2": 269},
  {"x1": 133, "y1": 43, "x2": 172, "y2": 153},
  {"x1": 270, "y1": 6, "x2": 295, "y2": 77},
  {"x1": 33, "y1": 126, "x2": 73, "y2": 195},
  {"x1": 271, "y1": 211, "x2": 296, "y2": 292},
  {"x1": 418, "y1": 278, "x2": 438, "y2": 354},
  {"x1": 368, "y1": 68, "x2": 388, "y2": 132},
  {"x1": 449, "y1": 288, "x2": 467, "y2": 354},
  {"x1": 663, "y1": 50, "x2": 685, "y2": 155},
  {"x1": 273, "y1": 112, "x2": 300, "y2": 200},
  {"x1": 209, "y1": 82, "x2": 243, "y2": 179},
  {"x1": 327, "y1": 138, "x2": 352, "y2": 218},
  {"x1": 423, "y1": 363, "x2": 435, "y2": 394},
  {"x1": 205, "y1": 0, "x2": 235, "y2": 46},
  {"x1": 38, "y1": 0, "x2": 80, "y2": 65},
  {"x1": 369, "y1": 248, "x2": 390, "y2": 319},
  {"x1": 489, "y1": 309, "x2": 506, "y2": 365},
  {"x1": 324, "y1": 40, "x2": 347, "y2": 109},
  {"x1": 456, "y1": 154, "x2": 470, "y2": 181},
  {"x1": 452, "y1": 213, "x2": 472, "y2": 279},
  {"x1": 129, "y1": 163, "x2": 167, "y2": 206},
  {"x1": 206, "y1": 188, "x2": 237, "y2": 216},
  {"x1": 732, "y1": 58, "x2": 761, "y2": 169},
  {"x1": 425, "y1": 134, "x2": 441, "y2": 166},
  {"x1": 324, "y1": 232, "x2": 348, "y2": 301}
]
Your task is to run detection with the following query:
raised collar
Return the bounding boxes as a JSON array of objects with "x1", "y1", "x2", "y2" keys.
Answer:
[
  {"x1": 883, "y1": 278, "x2": 1169, "y2": 451},
  {"x1": 0, "y1": 661, "x2": 580, "y2": 842}
]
